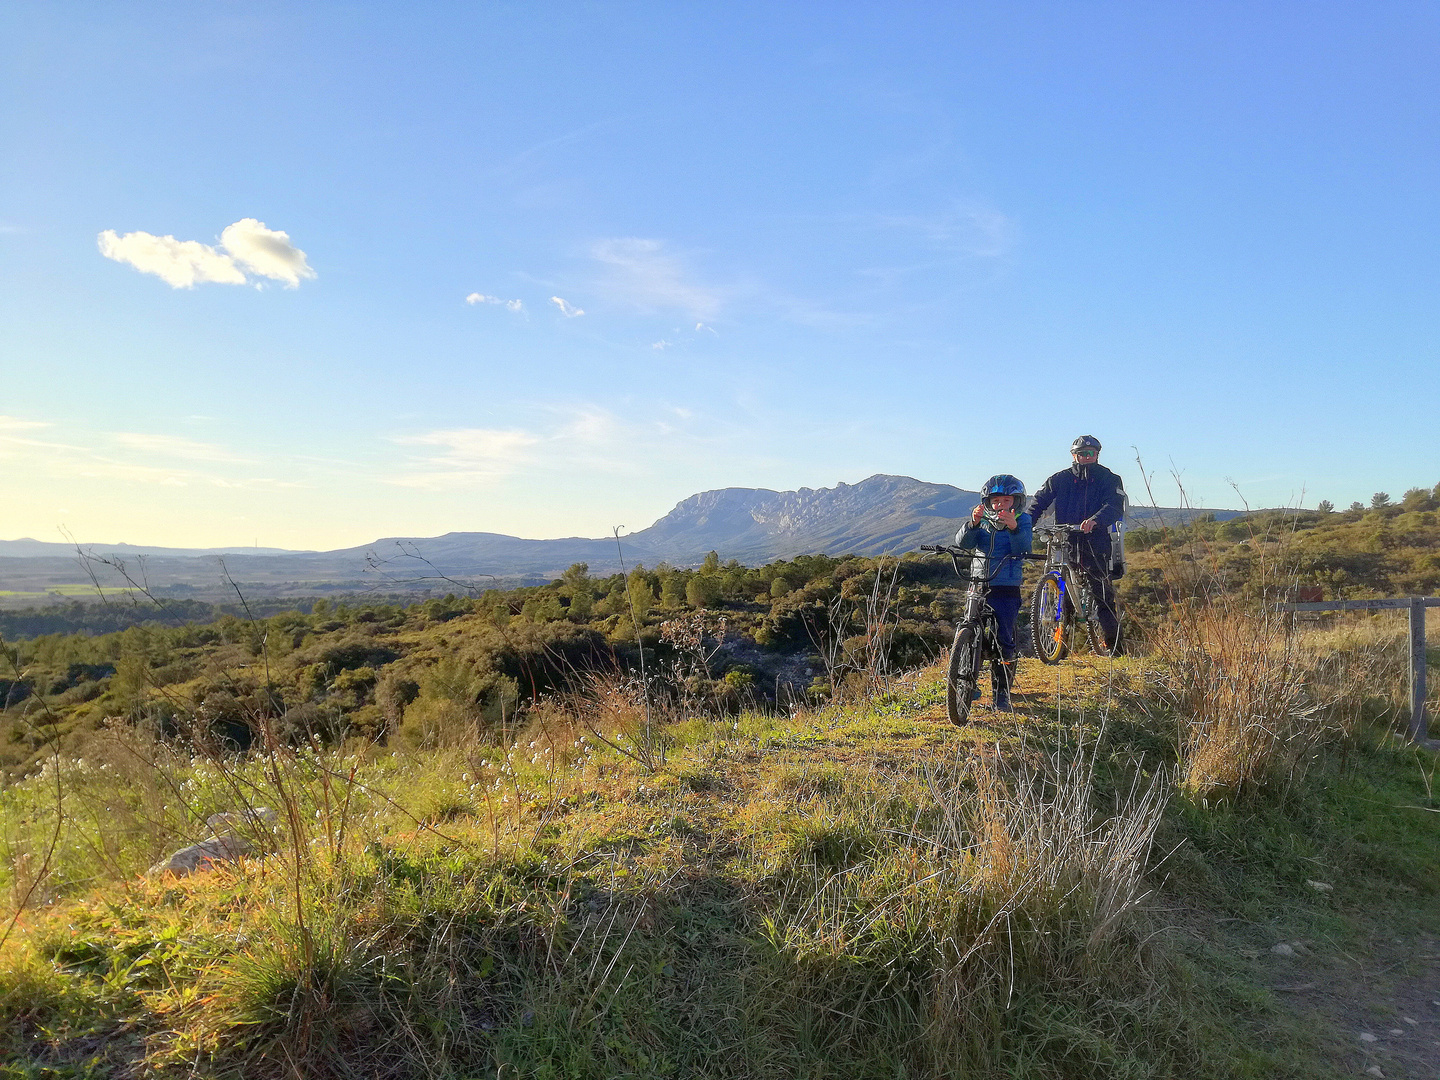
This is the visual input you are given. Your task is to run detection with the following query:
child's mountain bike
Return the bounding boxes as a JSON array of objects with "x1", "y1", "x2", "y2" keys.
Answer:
[
  {"x1": 921, "y1": 544, "x2": 1043, "y2": 725},
  {"x1": 1029, "y1": 525, "x2": 1123, "y2": 663}
]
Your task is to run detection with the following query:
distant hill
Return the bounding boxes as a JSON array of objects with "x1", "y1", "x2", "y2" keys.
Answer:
[
  {"x1": 0, "y1": 474, "x2": 1238, "y2": 599},
  {"x1": 0, "y1": 539, "x2": 300, "y2": 558},
  {"x1": 338, "y1": 474, "x2": 1237, "y2": 576}
]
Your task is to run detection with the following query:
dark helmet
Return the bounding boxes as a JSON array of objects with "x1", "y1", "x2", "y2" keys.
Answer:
[
  {"x1": 1070, "y1": 435, "x2": 1102, "y2": 454},
  {"x1": 981, "y1": 474, "x2": 1026, "y2": 512}
]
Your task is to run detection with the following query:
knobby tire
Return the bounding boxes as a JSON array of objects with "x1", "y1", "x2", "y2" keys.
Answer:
[
  {"x1": 1030, "y1": 572, "x2": 1070, "y2": 665},
  {"x1": 1086, "y1": 606, "x2": 1124, "y2": 657},
  {"x1": 947, "y1": 623, "x2": 982, "y2": 726}
]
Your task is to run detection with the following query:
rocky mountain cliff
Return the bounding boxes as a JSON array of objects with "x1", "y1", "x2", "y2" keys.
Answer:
[{"x1": 637, "y1": 474, "x2": 979, "y2": 563}]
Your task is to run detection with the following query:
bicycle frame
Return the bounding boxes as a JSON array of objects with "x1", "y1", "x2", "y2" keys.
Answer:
[
  {"x1": 926, "y1": 545, "x2": 1012, "y2": 632},
  {"x1": 1030, "y1": 525, "x2": 1120, "y2": 661},
  {"x1": 1034, "y1": 526, "x2": 1096, "y2": 622},
  {"x1": 921, "y1": 543, "x2": 1042, "y2": 723}
]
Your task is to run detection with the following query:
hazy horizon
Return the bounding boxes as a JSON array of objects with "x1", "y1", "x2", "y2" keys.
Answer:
[{"x1": 0, "y1": 468, "x2": 1258, "y2": 553}]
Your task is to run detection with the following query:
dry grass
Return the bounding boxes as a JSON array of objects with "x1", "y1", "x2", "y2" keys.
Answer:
[
  {"x1": 1156, "y1": 605, "x2": 1334, "y2": 801},
  {"x1": 749, "y1": 737, "x2": 1171, "y2": 1072},
  {"x1": 1154, "y1": 600, "x2": 1426, "y2": 803},
  {"x1": 1300, "y1": 616, "x2": 1419, "y2": 732}
]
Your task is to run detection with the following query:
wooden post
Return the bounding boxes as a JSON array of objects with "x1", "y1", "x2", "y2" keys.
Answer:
[
  {"x1": 1276, "y1": 596, "x2": 1439, "y2": 744},
  {"x1": 1411, "y1": 598, "x2": 1428, "y2": 743}
]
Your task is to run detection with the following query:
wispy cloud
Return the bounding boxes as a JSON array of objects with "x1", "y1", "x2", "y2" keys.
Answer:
[
  {"x1": 388, "y1": 404, "x2": 689, "y2": 490},
  {"x1": 388, "y1": 427, "x2": 539, "y2": 489},
  {"x1": 870, "y1": 205, "x2": 1015, "y2": 260},
  {"x1": 112, "y1": 432, "x2": 253, "y2": 464},
  {"x1": 98, "y1": 218, "x2": 315, "y2": 289},
  {"x1": 590, "y1": 238, "x2": 723, "y2": 319},
  {"x1": 466, "y1": 293, "x2": 524, "y2": 312},
  {"x1": 0, "y1": 416, "x2": 52, "y2": 432},
  {"x1": 550, "y1": 296, "x2": 584, "y2": 318},
  {"x1": 0, "y1": 417, "x2": 299, "y2": 488},
  {"x1": 651, "y1": 339, "x2": 673, "y2": 350}
]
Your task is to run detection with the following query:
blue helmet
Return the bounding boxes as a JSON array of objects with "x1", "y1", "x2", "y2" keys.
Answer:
[{"x1": 981, "y1": 474, "x2": 1026, "y2": 513}]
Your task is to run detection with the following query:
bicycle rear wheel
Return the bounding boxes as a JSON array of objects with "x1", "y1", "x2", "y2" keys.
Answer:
[
  {"x1": 946, "y1": 623, "x2": 983, "y2": 726},
  {"x1": 1030, "y1": 572, "x2": 1071, "y2": 665},
  {"x1": 1086, "y1": 606, "x2": 1124, "y2": 657}
]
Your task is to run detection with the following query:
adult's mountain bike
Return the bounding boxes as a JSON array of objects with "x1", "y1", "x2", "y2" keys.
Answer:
[
  {"x1": 1029, "y1": 525, "x2": 1123, "y2": 664},
  {"x1": 921, "y1": 544, "x2": 1043, "y2": 726}
]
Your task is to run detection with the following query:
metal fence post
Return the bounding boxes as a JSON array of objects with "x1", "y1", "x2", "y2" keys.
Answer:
[{"x1": 1411, "y1": 598, "x2": 1428, "y2": 743}]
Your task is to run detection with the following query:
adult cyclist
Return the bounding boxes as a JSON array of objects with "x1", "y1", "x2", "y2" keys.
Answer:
[{"x1": 1026, "y1": 436, "x2": 1124, "y2": 652}]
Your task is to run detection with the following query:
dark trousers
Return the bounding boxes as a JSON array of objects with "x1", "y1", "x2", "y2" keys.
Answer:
[
  {"x1": 989, "y1": 590, "x2": 1022, "y2": 660},
  {"x1": 1074, "y1": 537, "x2": 1120, "y2": 645},
  {"x1": 990, "y1": 588, "x2": 1022, "y2": 696}
]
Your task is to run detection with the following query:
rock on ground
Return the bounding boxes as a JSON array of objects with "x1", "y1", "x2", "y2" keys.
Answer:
[{"x1": 147, "y1": 835, "x2": 253, "y2": 877}]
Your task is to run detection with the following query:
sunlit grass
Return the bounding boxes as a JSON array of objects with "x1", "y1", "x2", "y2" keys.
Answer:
[{"x1": 2, "y1": 646, "x2": 1435, "y2": 1079}]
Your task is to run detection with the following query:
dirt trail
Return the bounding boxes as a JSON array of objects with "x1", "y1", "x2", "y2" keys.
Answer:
[
  {"x1": 1270, "y1": 933, "x2": 1440, "y2": 1080},
  {"x1": 964, "y1": 655, "x2": 1440, "y2": 1078}
]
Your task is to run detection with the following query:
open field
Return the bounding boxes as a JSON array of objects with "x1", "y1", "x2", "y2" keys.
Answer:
[
  {"x1": 0, "y1": 587, "x2": 145, "y2": 602},
  {"x1": 2, "y1": 641, "x2": 1437, "y2": 1079}
]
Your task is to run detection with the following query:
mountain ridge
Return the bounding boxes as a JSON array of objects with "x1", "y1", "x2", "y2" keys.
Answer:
[{"x1": 0, "y1": 474, "x2": 1239, "y2": 595}]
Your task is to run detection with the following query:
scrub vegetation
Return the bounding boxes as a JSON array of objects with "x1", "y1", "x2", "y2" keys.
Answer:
[{"x1": 1, "y1": 482, "x2": 1437, "y2": 1078}]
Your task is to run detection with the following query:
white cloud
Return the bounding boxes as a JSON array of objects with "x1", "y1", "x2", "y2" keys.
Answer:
[
  {"x1": 0, "y1": 416, "x2": 89, "y2": 456},
  {"x1": 591, "y1": 238, "x2": 723, "y2": 319},
  {"x1": 98, "y1": 229, "x2": 248, "y2": 288},
  {"x1": 466, "y1": 293, "x2": 524, "y2": 311},
  {"x1": 0, "y1": 418, "x2": 300, "y2": 489},
  {"x1": 387, "y1": 407, "x2": 651, "y2": 490},
  {"x1": 112, "y1": 432, "x2": 251, "y2": 464},
  {"x1": 651, "y1": 339, "x2": 673, "y2": 350},
  {"x1": 555, "y1": 405, "x2": 620, "y2": 446},
  {"x1": 98, "y1": 218, "x2": 314, "y2": 289},
  {"x1": 218, "y1": 219, "x2": 316, "y2": 287},
  {"x1": 870, "y1": 205, "x2": 1016, "y2": 260},
  {"x1": 0, "y1": 416, "x2": 51, "y2": 432},
  {"x1": 695, "y1": 322, "x2": 717, "y2": 335},
  {"x1": 388, "y1": 427, "x2": 539, "y2": 488},
  {"x1": 550, "y1": 296, "x2": 584, "y2": 318}
]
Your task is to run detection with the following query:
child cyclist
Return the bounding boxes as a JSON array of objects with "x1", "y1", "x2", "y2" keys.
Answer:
[{"x1": 955, "y1": 474, "x2": 1032, "y2": 711}]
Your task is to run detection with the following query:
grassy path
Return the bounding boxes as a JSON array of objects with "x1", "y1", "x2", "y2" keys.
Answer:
[{"x1": 2, "y1": 653, "x2": 1438, "y2": 1078}]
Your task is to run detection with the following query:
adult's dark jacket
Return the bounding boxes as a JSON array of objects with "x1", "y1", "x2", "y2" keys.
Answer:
[{"x1": 1027, "y1": 463, "x2": 1125, "y2": 553}]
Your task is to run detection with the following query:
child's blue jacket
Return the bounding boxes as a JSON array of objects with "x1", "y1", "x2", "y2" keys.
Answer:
[{"x1": 955, "y1": 512, "x2": 1033, "y2": 588}]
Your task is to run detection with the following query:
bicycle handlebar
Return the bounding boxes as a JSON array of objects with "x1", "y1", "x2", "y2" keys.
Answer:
[
  {"x1": 919, "y1": 545, "x2": 1044, "y2": 560},
  {"x1": 917, "y1": 545, "x2": 1045, "y2": 583}
]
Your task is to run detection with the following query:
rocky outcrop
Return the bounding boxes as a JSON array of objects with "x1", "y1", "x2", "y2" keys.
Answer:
[{"x1": 148, "y1": 807, "x2": 276, "y2": 877}]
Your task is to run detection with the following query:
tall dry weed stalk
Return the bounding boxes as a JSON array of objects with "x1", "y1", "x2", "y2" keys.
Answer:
[
  {"x1": 1157, "y1": 606, "x2": 1332, "y2": 801},
  {"x1": 561, "y1": 670, "x2": 669, "y2": 771},
  {"x1": 1130, "y1": 457, "x2": 1344, "y2": 800},
  {"x1": 802, "y1": 558, "x2": 903, "y2": 701},
  {"x1": 764, "y1": 745, "x2": 1168, "y2": 1070}
]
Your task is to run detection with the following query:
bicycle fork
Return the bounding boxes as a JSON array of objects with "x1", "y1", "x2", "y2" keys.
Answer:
[{"x1": 1047, "y1": 574, "x2": 1070, "y2": 647}]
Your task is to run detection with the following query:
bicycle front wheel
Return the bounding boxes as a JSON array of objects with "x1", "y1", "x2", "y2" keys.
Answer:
[
  {"x1": 1030, "y1": 572, "x2": 1071, "y2": 665},
  {"x1": 946, "y1": 623, "x2": 983, "y2": 726}
]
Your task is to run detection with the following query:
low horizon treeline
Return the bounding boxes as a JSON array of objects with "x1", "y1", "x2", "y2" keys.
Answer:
[
  {"x1": 0, "y1": 550, "x2": 963, "y2": 778},
  {"x1": 2, "y1": 484, "x2": 1436, "y2": 780}
]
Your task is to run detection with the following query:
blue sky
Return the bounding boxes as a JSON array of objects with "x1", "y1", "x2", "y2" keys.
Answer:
[{"x1": 3, "y1": 3, "x2": 1436, "y2": 550}]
